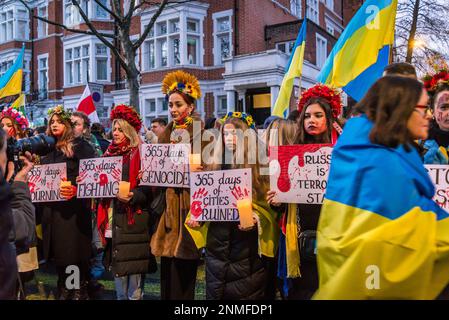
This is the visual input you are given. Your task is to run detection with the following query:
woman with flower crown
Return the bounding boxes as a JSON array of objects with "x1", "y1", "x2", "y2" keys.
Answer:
[
  {"x1": 39, "y1": 105, "x2": 96, "y2": 300},
  {"x1": 266, "y1": 84, "x2": 344, "y2": 300},
  {"x1": 421, "y1": 69, "x2": 449, "y2": 164},
  {"x1": 149, "y1": 70, "x2": 204, "y2": 300},
  {"x1": 96, "y1": 104, "x2": 157, "y2": 300},
  {"x1": 1, "y1": 107, "x2": 28, "y2": 139},
  {"x1": 186, "y1": 112, "x2": 281, "y2": 300}
]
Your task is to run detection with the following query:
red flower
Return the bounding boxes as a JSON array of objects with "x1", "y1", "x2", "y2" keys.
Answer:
[
  {"x1": 298, "y1": 84, "x2": 342, "y2": 119},
  {"x1": 110, "y1": 104, "x2": 142, "y2": 132}
]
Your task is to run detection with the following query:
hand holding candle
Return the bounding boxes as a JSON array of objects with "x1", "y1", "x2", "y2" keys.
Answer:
[
  {"x1": 189, "y1": 153, "x2": 202, "y2": 172},
  {"x1": 118, "y1": 181, "x2": 130, "y2": 197},
  {"x1": 237, "y1": 198, "x2": 254, "y2": 229}
]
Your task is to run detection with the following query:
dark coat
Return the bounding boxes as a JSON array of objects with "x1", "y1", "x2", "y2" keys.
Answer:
[
  {"x1": 93, "y1": 133, "x2": 110, "y2": 154},
  {"x1": 206, "y1": 222, "x2": 271, "y2": 300},
  {"x1": 103, "y1": 154, "x2": 157, "y2": 277},
  {"x1": 40, "y1": 137, "x2": 96, "y2": 267},
  {"x1": 0, "y1": 176, "x2": 17, "y2": 300}
]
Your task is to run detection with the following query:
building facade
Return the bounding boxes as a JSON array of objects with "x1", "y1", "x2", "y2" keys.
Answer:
[{"x1": 0, "y1": 0, "x2": 363, "y2": 128}]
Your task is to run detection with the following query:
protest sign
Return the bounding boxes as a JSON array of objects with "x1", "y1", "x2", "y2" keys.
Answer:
[
  {"x1": 425, "y1": 164, "x2": 449, "y2": 213},
  {"x1": 190, "y1": 168, "x2": 252, "y2": 221},
  {"x1": 28, "y1": 163, "x2": 67, "y2": 202},
  {"x1": 269, "y1": 144, "x2": 332, "y2": 204},
  {"x1": 140, "y1": 143, "x2": 190, "y2": 188},
  {"x1": 77, "y1": 156, "x2": 123, "y2": 198}
]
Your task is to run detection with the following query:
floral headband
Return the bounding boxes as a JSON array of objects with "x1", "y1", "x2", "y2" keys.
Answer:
[
  {"x1": 1, "y1": 107, "x2": 29, "y2": 131},
  {"x1": 220, "y1": 112, "x2": 256, "y2": 129},
  {"x1": 298, "y1": 84, "x2": 343, "y2": 119},
  {"x1": 162, "y1": 70, "x2": 201, "y2": 101},
  {"x1": 423, "y1": 69, "x2": 449, "y2": 95},
  {"x1": 47, "y1": 105, "x2": 73, "y2": 124}
]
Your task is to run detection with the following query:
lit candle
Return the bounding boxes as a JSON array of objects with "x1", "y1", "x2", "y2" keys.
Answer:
[
  {"x1": 118, "y1": 181, "x2": 130, "y2": 197},
  {"x1": 189, "y1": 153, "x2": 201, "y2": 172},
  {"x1": 60, "y1": 180, "x2": 72, "y2": 188},
  {"x1": 236, "y1": 198, "x2": 254, "y2": 229}
]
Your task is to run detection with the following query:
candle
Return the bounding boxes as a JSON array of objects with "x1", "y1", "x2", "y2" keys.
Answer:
[
  {"x1": 60, "y1": 180, "x2": 72, "y2": 188},
  {"x1": 118, "y1": 181, "x2": 130, "y2": 197},
  {"x1": 237, "y1": 198, "x2": 254, "y2": 229},
  {"x1": 189, "y1": 153, "x2": 201, "y2": 172}
]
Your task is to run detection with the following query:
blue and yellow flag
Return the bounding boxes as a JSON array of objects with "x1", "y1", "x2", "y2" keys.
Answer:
[
  {"x1": 10, "y1": 93, "x2": 25, "y2": 114},
  {"x1": 317, "y1": 0, "x2": 398, "y2": 101},
  {"x1": 272, "y1": 21, "x2": 307, "y2": 117},
  {"x1": 0, "y1": 46, "x2": 24, "y2": 99},
  {"x1": 314, "y1": 115, "x2": 449, "y2": 299}
]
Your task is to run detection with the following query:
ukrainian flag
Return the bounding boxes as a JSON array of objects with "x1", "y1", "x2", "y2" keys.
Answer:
[
  {"x1": 314, "y1": 115, "x2": 449, "y2": 299},
  {"x1": 317, "y1": 0, "x2": 398, "y2": 101},
  {"x1": 0, "y1": 46, "x2": 24, "y2": 99},
  {"x1": 10, "y1": 93, "x2": 25, "y2": 114},
  {"x1": 272, "y1": 21, "x2": 307, "y2": 117}
]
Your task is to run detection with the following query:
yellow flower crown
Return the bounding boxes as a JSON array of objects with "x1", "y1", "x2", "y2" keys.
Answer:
[
  {"x1": 47, "y1": 105, "x2": 73, "y2": 124},
  {"x1": 161, "y1": 70, "x2": 201, "y2": 101}
]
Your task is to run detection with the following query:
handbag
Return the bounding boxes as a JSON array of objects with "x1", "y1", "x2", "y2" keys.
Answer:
[
  {"x1": 298, "y1": 230, "x2": 317, "y2": 261},
  {"x1": 149, "y1": 188, "x2": 166, "y2": 217}
]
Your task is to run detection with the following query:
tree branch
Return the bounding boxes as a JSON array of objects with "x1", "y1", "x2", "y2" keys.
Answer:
[{"x1": 133, "y1": 0, "x2": 169, "y2": 50}]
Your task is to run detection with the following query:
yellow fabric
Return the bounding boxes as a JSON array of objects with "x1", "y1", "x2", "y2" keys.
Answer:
[
  {"x1": 185, "y1": 200, "x2": 280, "y2": 257},
  {"x1": 10, "y1": 93, "x2": 25, "y2": 109},
  {"x1": 438, "y1": 146, "x2": 449, "y2": 161},
  {"x1": 36, "y1": 224, "x2": 43, "y2": 240},
  {"x1": 286, "y1": 203, "x2": 300, "y2": 278},
  {"x1": 314, "y1": 199, "x2": 449, "y2": 300},
  {"x1": 325, "y1": 4, "x2": 397, "y2": 86},
  {"x1": 0, "y1": 69, "x2": 22, "y2": 99}
]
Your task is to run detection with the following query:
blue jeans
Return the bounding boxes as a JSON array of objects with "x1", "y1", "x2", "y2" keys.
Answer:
[{"x1": 114, "y1": 274, "x2": 143, "y2": 300}]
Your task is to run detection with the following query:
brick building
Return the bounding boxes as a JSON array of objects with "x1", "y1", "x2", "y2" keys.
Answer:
[{"x1": 0, "y1": 0, "x2": 363, "y2": 128}]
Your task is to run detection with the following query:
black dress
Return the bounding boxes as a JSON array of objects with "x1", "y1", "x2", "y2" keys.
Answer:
[{"x1": 40, "y1": 137, "x2": 96, "y2": 268}]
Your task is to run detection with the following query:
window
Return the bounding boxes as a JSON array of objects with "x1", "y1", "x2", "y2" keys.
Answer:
[
  {"x1": 0, "y1": 10, "x2": 14, "y2": 43},
  {"x1": 316, "y1": 34, "x2": 327, "y2": 68},
  {"x1": 95, "y1": 44, "x2": 108, "y2": 81},
  {"x1": 65, "y1": 0, "x2": 88, "y2": 26},
  {"x1": 326, "y1": 25, "x2": 335, "y2": 36},
  {"x1": 290, "y1": 0, "x2": 302, "y2": 18},
  {"x1": 216, "y1": 95, "x2": 227, "y2": 118},
  {"x1": 16, "y1": 9, "x2": 28, "y2": 40},
  {"x1": 276, "y1": 41, "x2": 295, "y2": 55},
  {"x1": 65, "y1": 44, "x2": 90, "y2": 85},
  {"x1": 325, "y1": 0, "x2": 334, "y2": 11},
  {"x1": 95, "y1": 0, "x2": 109, "y2": 19},
  {"x1": 0, "y1": 60, "x2": 13, "y2": 77},
  {"x1": 213, "y1": 11, "x2": 233, "y2": 65},
  {"x1": 37, "y1": 6, "x2": 48, "y2": 38},
  {"x1": 144, "y1": 15, "x2": 203, "y2": 69},
  {"x1": 38, "y1": 55, "x2": 48, "y2": 99},
  {"x1": 307, "y1": 0, "x2": 319, "y2": 24}
]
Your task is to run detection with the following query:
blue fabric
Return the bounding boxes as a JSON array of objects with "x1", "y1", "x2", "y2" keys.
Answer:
[
  {"x1": 423, "y1": 139, "x2": 449, "y2": 164},
  {"x1": 326, "y1": 115, "x2": 448, "y2": 221}
]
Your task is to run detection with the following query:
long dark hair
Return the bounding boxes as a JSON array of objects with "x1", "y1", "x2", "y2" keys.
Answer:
[
  {"x1": 354, "y1": 76, "x2": 423, "y2": 150},
  {"x1": 296, "y1": 97, "x2": 333, "y2": 144}
]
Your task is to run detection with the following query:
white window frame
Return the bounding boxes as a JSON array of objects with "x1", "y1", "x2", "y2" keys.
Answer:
[
  {"x1": 64, "y1": 0, "x2": 89, "y2": 26},
  {"x1": 326, "y1": 25, "x2": 334, "y2": 36},
  {"x1": 316, "y1": 33, "x2": 327, "y2": 68},
  {"x1": 37, "y1": 5, "x2": 48, "y2": 38},
  {"x1": 290, "y1": 0, "x2": 302, "y2": 18},
  {"x1": 0, "y1": 9, "x2": 14, "y2": 43},
  {"x1": 37, "y1": 53, "x2": 49, "y2": 94},
  {"x1": 93, "y1": 0, "x2": 110, "y2": 20},
  {"x1": 15, "y1": 7, "x2": 29, "y2": 41},
  {"x1": 276, "y1": 40, "x2": 295, "y2": 55},
  {"x1": 141, "y1": 3, "x2": 207, "y2": 71},
  {"x1": 307, "y1": 0, "x2": 319, "y2": 24},
  {"x1": 324, "y1": 0, "x2": 334, "y2": 12},
  {"x1": 64, "y1": 42, "x2": 90, "y2": 86},
  {"x1": 212, "y1": 9, "x2": 233, "y2": 66},
  {"x1": 214, "y1": 93, "x2": 228, "y2": 118}
]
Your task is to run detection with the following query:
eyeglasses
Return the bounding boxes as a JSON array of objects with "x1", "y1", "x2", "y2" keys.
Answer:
[{"x1": 414, "y1": 105, "x2": 433, "y2": 118}]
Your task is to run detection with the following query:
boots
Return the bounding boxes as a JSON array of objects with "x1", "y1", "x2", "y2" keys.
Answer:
[{"x1": 72, "y1": 281, "x2": 89, "y2": 300}]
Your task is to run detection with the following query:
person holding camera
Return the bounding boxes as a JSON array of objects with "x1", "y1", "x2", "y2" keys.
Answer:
[
  {"x1": 0, "y1": 128, "x2": 36, "y2": 299},
  {"x1": 39, "y1": 105, "x2": 96, "y2": 300}
]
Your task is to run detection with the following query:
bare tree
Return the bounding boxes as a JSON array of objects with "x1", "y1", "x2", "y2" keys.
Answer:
[
  {"x1": 15, "y1": 0, "x2": 194, "y2": 111},
  {"x1": 395, "y1": 0, "x2": 449, "y2": 73}
]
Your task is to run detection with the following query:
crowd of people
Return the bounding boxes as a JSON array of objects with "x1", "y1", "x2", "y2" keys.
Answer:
[{"x1": 1, "y1": 62, "x2": 449, "y2": 300}]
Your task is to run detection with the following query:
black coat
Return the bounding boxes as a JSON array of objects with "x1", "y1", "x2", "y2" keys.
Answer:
[
  {"x1": 0, "y1": 176, "x2": 17, "y2": 300},
  {"x1": 40, "y1": 137, "x2": 96, "y2": 267},
  {"x1": 103, "y1": 157, "x2": 157, "y2": 277},
  {"x1": 205, "y1": 221, "x2": 272, "y2": 300},
  {"x1": 93, "y1": 133, "x2": 110, "y2": 154}
]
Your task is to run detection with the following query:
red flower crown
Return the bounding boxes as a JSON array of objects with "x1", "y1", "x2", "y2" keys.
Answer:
[
  {"x1": 110, "y1": 104, "x2": 142, "y2": 132},
  {"x1": 1, "y1": 107, "x2": 29, "y2": 131},
  {"x1": 298, "y1": 84, "x2": 343, "y2": 119},
  {"x1": 423, "y1": 69, "x2": 449, "y2": 95}
]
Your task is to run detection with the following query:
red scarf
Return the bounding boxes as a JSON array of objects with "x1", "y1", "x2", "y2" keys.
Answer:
[{"x1": 97, "y1": 138, "x2": 141, "y2": 246}]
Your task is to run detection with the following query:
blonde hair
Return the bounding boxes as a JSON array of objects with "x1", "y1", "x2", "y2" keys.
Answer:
[
  {"x1": 112, "y1": 119, "x2": 140, "y2": 148},
  {"x1": 46, "y1": 114, "x2": 75, "y2": 158},
  {"x1": 207, "y1": 117, "x2": 268, "y2": 201},
  {"x1": 265, "y1": 118, "x2": 298, "y2": 147}
]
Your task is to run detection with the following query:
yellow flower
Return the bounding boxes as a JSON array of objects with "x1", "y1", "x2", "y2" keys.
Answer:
[{"x1": 233, "y1": 112, "x2": 242, "y2": 118}]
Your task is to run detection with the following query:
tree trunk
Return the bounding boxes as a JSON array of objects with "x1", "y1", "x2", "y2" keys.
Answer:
[
  {"x1": 121, "y1": 31, "x2": 140, "y2": 113},
  {"x1": 406, "y1": 0, "x2": 420, "y2": 63},
  {"x1": 127, "y1": 72, "x2": 140, "y2": 112}
]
